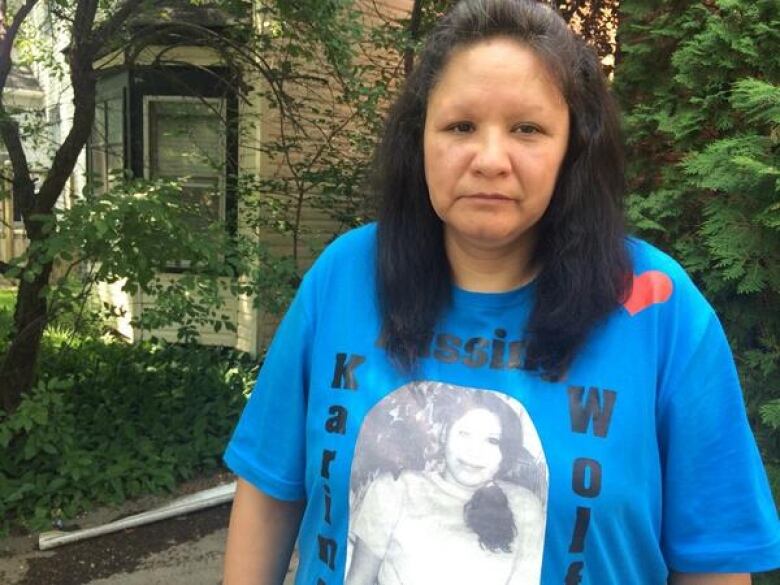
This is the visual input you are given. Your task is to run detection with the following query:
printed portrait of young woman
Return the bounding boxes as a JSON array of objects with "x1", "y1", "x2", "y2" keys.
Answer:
[{"x1": 345, "y1": 382, "x2": 548, "y2": 585}]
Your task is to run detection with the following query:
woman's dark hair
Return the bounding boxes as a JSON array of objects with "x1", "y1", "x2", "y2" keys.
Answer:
[
  {"x1": 437, "y1": 391, "x2": 526, "y2": 553},
  {"x1": 375, "y1": 0, "x2": 631, "y2": 379}
]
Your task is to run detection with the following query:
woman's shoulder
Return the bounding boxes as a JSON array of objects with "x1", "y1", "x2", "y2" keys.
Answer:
[
  {"x1": 297, "y1": 223, "x2": 378, "y2": 308},
  {"x1": 625, "y1": 236, "x2": 691, "y2": 282},
  {"x1": 624, "y1": 236, "x2": 715, "y2": 318},
  {"x1": 309, "y1": 223, "x2": 377, "y2": 273}
]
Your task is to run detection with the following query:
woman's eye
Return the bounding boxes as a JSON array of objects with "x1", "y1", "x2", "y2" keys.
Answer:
[
  {"x1": 488, "y1": 437, "x2": 500, "y2": 446},
  {"x1": 514, "y1": 123, "x2": 540, "y2": 135},
  {"x1": 448, "y1": 122, "x2": 474, "y2": 133}
]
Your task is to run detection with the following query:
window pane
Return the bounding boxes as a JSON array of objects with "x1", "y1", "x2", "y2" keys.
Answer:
[
  {"x1": 181, "y1": 181, "x2": 222, "y2": 229},
  {"x1": 89, "y1": 143, "x2": 107, "y2": 193},
  {"x1": 92, "y1": 102, "x2": 106, "y2": 146},
  {"x1": 48, "y1": 105, "x2": 61, "y2": 146},
  {"x1": 106, "y1": 98, "x2": 123, "y2": 146},
  {"x1": 147, "y1": 98, "x2": 226, "y2": 247},
  {"x1": 149, "y1": 100, "x2": 225, "y2": 178},
  {"x1": 106, "y1": 97, "x2": 124, "y2": 183},
  {"x1": 88, "y1": 102, "x2": 107, "y2": 194},
  {"x1": 88, "y1": 98, "x2": 126, "y2": 193}
]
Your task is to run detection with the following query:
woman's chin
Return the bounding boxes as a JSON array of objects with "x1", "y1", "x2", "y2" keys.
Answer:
[{"x1": 446, "y1": 224, "x2": 535, "y2": 253}]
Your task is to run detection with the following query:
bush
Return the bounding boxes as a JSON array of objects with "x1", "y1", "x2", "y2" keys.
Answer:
[
  {"x1": 0, "y1": 288, "x2": 14, "y2": 312},
  {"x1": 0, "y1": 336, "x2": 256, "y2": 533},
  {"x1": 615, "y1": 0, "x2": 779, "y2": 495},
  {"x1": 0, "y1": 310, "x2": 11, "y2": 356}
]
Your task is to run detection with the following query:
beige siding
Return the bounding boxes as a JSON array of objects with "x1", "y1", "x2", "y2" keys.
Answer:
[
  {"x1": 132, "y1": 274, "x2": 239, "y2": 347},
  {"x1": 246, "y1": 0, "x2": 413, "y2": 350}
]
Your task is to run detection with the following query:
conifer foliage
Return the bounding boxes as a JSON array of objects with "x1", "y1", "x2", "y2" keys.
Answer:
[{"x1": 615, "y1": 0, "x2": 780, "y2": 496}]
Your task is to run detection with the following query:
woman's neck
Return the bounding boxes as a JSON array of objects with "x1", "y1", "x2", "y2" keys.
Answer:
[{"x1": 445, "y1": 230, "x2": 539, "y2": 293}]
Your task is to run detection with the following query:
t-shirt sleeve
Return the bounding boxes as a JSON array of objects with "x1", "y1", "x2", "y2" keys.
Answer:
[
  {"x1": 351, "y1": 473, "x2": 406, "y2": 558},
  {"x1": 222, "y1": 276, "x2": 315, "y2": 501},
  {"x1": 657, "y1": 308, "x2": 780, "y2": 572}
]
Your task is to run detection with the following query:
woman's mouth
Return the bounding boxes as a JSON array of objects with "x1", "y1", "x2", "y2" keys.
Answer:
[
  {"x1": 465, "y1": 192, "x2": 514, "y2": 203},
  {"x1": 458, "y1": 460, "x2": 485, "y2": 472}
]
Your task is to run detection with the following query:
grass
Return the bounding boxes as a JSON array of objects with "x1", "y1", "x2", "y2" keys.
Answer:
[{"x1": 0, "y1": 287, "x2": 15, "y2": 312}]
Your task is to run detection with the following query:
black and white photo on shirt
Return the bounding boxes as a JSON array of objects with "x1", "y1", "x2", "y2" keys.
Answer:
[{"x1": 345, "y1": 381, "x2": 548, "y2": 585}]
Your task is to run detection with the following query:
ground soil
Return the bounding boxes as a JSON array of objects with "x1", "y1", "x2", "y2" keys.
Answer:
[
  {"x1": 0, "y1": 471, "x2": 237, "y2": 585},
  {"x1": 16, "y1": 505, "x2": 230, "y2": 585}
]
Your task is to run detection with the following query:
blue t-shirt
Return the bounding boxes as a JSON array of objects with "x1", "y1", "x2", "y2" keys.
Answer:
[{"x1": 224, "y1": 223, "x2": 780, "y2": 584}]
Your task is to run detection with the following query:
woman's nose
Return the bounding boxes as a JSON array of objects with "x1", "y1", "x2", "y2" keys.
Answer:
[
  {"x1": 462, "y1": 438, "x2": 488, "y2": 463},
  {"x1": 472, "y1": 130, "x2": 512, "y2": 177}
]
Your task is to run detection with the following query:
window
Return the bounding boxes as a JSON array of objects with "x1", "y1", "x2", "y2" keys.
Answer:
[
  {"x1": 88, "y1": 96, "x2": 125, "y2": 194},
  {"x1": 144, "y1": 96, "x2": 227, "y2": 230},
  {"x1": 85, "y1": 64, "x2": 238, "y2": 268}
]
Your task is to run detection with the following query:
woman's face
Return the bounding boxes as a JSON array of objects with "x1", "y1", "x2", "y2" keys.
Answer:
[
  {"x1": 423, "y1": 37, "x2": 570, "y2": 257},
  {"x1": 443, "y1": 407, "x2": 503, "y2": 489}
]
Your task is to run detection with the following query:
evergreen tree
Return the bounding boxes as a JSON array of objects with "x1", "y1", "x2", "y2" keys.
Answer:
[{"x1": 615, "y1": 0, "x2": 780, "y2": 505}]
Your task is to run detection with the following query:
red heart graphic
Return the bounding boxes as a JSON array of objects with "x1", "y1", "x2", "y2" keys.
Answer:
[{"x1": 623, "y1": 271, "x2": 673, "y2": 316}]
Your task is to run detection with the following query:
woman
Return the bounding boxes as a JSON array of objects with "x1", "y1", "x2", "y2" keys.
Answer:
[
  {"x1": 223, "y1": 1, "x2": 780, "y2": 584},
  {"x1": 346, "y1": 387, "x2": 546, "y2": 585}
]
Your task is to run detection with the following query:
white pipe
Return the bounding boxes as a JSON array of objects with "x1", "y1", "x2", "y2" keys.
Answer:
[{"x1": 38, "y1": 481, "x2": 236, "y2": 550}]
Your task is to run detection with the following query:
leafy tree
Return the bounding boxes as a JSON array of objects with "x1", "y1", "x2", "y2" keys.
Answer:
[
  {"x1": 614, "y1": 0, "x2": 780, "y2": 498},
  {"x1": 0, "y1": 0, "x2": 153, "y2": 414}
]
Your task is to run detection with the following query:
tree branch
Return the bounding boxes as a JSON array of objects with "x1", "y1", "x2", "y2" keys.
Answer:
[
  {"x1": 0, "y1": 0, "x2": 39, "y2": 227},
  {"x1": 34, "y1": 0, "x2": 150, "y2": 222},
  {"x1": 33, "y1": 0, "x2": 100, "y2": 224},
  {"x1": 89, "y1": 0, "x2": 144, "y2": 54},
  {"x1": 0, "y1": 0, "x2": 39, "y2": 92},
  {"x1": 0, "y1": 113, "x2": 33, "y2": 223}
]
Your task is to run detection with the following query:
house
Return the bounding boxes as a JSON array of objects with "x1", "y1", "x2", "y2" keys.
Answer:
[{"x1": 1, "y1": 0, "x2": 413, "y2": 354}]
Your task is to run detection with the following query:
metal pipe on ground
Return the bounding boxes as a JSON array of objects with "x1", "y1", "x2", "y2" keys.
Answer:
[{"x1": 38, "y1": 481, "x2": 237, "y2": 551}]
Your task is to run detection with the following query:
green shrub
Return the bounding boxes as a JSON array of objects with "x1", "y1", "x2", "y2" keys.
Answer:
[
  {"x1": 615, "y1": 0, "x2": 779, "y2": 502},
  {"x1": 0, "y1": 289, "x2": 14, "y2": 355},
  {"x1": 0, "y1": 338, "x2": 256, "y2": 533},
  {"x1": 0, "y1": 288, "x2": 14, "y2": 312},
  {"x1": 0, "y1": 310, "x2": 11, "y2": 354}
]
